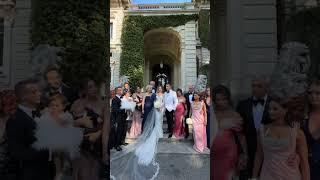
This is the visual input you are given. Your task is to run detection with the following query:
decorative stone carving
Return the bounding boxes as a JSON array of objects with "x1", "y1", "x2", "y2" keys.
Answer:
[
  {"x1": 270, "y1": 42, "x2": 311, "y2": 97},
  {"x1": 195, "y1": 74, "x2": 207, "y2": 93},
  {"x1": 0, "y1": 0, "x2": 15, "y2": 24},
  {"x1": 270, "y1": 42, "x2": 311, "y2": 123},
  {"x1": 30, "y1": 44, "x2": 64, "y2": 85}
]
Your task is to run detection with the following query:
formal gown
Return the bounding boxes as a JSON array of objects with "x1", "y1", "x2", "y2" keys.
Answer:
[
  {"x1": 205, "y1": 101, "x2": 211, "y2": 148},
  {"x1": 211, "y1": 118, "x2": 240, "y2": 180},
  {"x1": 129, "y1": 95, "x2": 143, "y2": 138},
  {"x1": 173, "y1": 99, "x2": 185, "y2": 138},
  {"x1": 303, "y1": 118, "x2": 320, "y2": 180},
  {"x1": 142, "y1": 94, "x2": 156, "y2": 130},
  {"x1": 191, "y1": 101, "x2": 207, "y2": 152},
  {"x1": 259, "y1": 124, "x2": 301, "y2": 180}
]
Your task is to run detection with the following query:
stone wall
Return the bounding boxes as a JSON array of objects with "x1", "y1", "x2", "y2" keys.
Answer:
[{"x1": 0, "y1": 0, "x2": 32, "y2": 89}]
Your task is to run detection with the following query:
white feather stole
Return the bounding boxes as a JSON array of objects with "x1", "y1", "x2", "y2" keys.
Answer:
[
  {"x1": 32, "y1": 110, "x2": 83, "y2": 159},
  {"x1": 120, "y1": 98, "x2": 136, "y2": 112}
]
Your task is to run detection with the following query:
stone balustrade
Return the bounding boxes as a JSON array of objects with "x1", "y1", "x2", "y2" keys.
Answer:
[{"x1": 129, "y1": 3, "x2": 195, "y2": 11}]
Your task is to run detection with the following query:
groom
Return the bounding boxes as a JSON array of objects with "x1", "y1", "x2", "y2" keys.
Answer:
[
  {"x1": 6, "y1": 79, "x2": 54, "y2": 180},
  {"x1": 164, "y1": 84, "x2": 178, "y2": 138}
]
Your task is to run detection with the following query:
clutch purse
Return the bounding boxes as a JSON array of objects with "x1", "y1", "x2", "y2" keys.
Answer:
[{"x1": 186, "y1": 118, "x2": 193, "y2": 125}]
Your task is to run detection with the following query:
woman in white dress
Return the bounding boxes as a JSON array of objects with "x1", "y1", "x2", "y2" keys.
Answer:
[
  {"x1": 156, "y1": 86, "x2": 164, "y2": 138},
  {"x1": 110, "y1": 93, "x2": 164, "y2": 180}
]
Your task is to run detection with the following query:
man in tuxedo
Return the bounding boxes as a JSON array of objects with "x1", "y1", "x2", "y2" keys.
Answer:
[
  {"x1": 41, "y1": 66, "x2": 78, "y2": 110},
  {"x1": 237, "y1": 77, "x2": 271, "y2": 179},
  {"x1": 111, "y1": 87, "x2": 126, "y2": 151},
  {"x1": 150, "y1": 81, "x2": 157, "y2": 94},
  {"x1": 6, "y1": 79, "x2": 54, "y2": 180},
  {"x1": 184, "y1": 85, "x2": 194, "y2": 138},
  {"x1": 164, "y1": 84, "x2": 178, "y2": 138}
]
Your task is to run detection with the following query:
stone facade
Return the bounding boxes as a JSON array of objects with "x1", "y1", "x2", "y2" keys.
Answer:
[
  {"x1": 110, "y1": 1, "x2": 210, "y2": 91},
  {"x1": 0, "y1": 0, "x2": 32, "y2": 89},
  {"x1": 212, "y1": 0, "x2": 278, "y2": 101}
]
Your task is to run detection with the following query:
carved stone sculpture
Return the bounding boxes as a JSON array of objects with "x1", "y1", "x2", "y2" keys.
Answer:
[
  {"x1": 270, "y1": 42, "x2": 311, "y2": 97},
  {"x1": 195, "y1": 75, "x2": 208, "y2": 93},
  {"x1": 270, "y1": 42, "x2": 311, "y2": 123},
  {"x1": 30, "y1": 44, "x2": 64, "y2": 86}
]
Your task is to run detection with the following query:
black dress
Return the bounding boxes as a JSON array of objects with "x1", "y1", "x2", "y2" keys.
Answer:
[
  {"x1": 303, "y1": 118, "x2": 320, "y2": 180},
  {"x1": 0, "y1": 136, "x2": 18, "y2": 180}
]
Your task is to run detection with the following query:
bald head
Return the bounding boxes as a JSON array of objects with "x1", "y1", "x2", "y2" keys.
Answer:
[
  {"x1": 149, "y1": 81, "x2": 155, "y2": 87},
  {"x1": 188, "y1": 84, "x2": 194, "y2": 93},
  {"x1": 251, "y1": 75, "x2": 270, "y2": 98}
]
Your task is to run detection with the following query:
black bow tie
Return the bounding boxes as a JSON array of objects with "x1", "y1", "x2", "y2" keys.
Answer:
[
  {"x1": 32, "y1": 110, "x2": 41, "y2": 118},
  {"x1": 253, "y1": 99, "x2": 265, "y2": 106}
]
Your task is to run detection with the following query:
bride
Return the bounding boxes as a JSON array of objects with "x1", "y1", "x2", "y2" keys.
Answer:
[{"x1": 110, "y1": 86, "x2": 164, "y2": 180}]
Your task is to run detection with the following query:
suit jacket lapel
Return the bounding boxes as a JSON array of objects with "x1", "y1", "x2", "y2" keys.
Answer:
[{"x1": 248, "y1": 97, "x2": 255, "y2": 130}]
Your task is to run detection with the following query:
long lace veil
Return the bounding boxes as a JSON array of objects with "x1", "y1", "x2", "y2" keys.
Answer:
[{"x1": 110, "y1": 108, "x2": 161, "y2": 180}]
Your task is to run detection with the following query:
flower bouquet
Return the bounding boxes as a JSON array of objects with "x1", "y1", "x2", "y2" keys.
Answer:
[{"x1": 186, "y1": 118, "x2": 193, "y2": 125}]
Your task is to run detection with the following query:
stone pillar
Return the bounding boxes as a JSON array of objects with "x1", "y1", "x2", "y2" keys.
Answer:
[{"x1": 184, "y1": 21, "x2": 197, "y2": 89}]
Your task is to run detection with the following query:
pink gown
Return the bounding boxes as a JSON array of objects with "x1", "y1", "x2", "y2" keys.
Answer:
[
  {"x1": 128, "y1": 95, "x2": 142, "y2": 138},
  {"x1": 191, "y1": 101, "x2": 207, "y2": 152},
  {"x1": 259, "y1": 125, "x2": 301, "y2": 180},
  {"x1": 211, "y1": 129, "x2": 239, "y2": 180},
  {"x1": 173, "y1": 100, "x2": 185, "y2": 138}
]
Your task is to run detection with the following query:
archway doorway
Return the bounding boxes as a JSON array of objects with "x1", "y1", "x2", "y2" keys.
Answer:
[
  {"x1": 152, "y1": 64, "x2": 172, "y2": 88},
  {"x1": 144, "y1": 28, "x2": 181, "y2": 89}
]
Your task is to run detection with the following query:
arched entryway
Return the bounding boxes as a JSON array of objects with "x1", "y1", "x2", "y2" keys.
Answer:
[{"x1": 144, "y1": 28, "x2": 181, "y2": 89}]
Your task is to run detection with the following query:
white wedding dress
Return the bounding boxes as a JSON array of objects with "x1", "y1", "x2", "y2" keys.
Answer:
[{"x1": 110, "y1": 96, "x2": 164, "y2": 180}]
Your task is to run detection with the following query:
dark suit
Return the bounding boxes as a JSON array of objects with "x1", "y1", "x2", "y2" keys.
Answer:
[
  {"x1": 236, "y1": 96, "x2": 271, "y2": 179},
  {"x1": 111, "y1": 96, "x2": 126, "y2": 148},
  {"x1": 184, "y1": 92, "x2": 194, "y2": 137},
  {"x1": 41, "y1": 84, "x2": 79, "y2": 111},
  {"x1": 6, "y1": 108, "x2": 53, "y2": 180}
]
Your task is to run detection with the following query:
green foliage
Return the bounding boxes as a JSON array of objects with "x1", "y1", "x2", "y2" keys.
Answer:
[
  {"x1": 198, "y1": 10, "x2": 210, "y2": 48},
  {"x1": 286, "y1": 7, "x2": 320, "y2": 78},
  {"x1": 120, "y1": 15, "x2": 198, "y2": 89},
  {"x1": 31, "y1": 0, "x2": 109, "y2": 88}
]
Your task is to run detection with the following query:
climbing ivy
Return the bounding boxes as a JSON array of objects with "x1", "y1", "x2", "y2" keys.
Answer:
[
  {"x1": 120, "y1": 15, "x2": 198, "y2": 89},
  {"x1": 31, "y1": 0, "x2": 109, "y2": 88}
]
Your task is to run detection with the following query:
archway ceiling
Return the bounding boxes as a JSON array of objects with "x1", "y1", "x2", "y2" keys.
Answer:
[{"x1": 144, "y1": 30, "x2": 181, "y2": 62}]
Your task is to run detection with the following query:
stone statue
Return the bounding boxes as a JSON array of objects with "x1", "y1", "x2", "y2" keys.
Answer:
[
  {"x1": 119, "y1": 75, "x2": 129, "y2": 87},
  {"x1": 270, "y1": 42, "x2": 311, "y2": 122},
  {"x1": 270, "y1": 42, "x2": 311, "y2": 97},
  {"x1": 195, "y1": 75, "x2": 208, "y2": 93},
  {"x1": 30, "y1": 44, "x2": 64, "y2": 86}
]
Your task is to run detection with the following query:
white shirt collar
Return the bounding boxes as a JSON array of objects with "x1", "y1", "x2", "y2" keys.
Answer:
[
  {"x1": 116, "y1": 95, "x2": 121, "y2": 99},
  {"x1": 18, "y1": 104, "x2": 35, "y2": 118}
]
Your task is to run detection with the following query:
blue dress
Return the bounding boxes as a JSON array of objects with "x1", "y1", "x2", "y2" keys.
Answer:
[
  {"x1": 142, "y1": 93, "x2": 156, "y2": 130},
  {"x1": 303, "y1": 118, "x2": 320, "y2": 180}
]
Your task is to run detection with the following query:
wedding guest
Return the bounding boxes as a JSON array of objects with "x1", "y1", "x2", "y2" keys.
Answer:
[
  {"x1": 252, "y1": 94, "x2": 309, "y2": 180},
  {"x1": 6, "y1": 79, "x2": 54, "y2": 180},
  {"x1": 156, "y1": 86, "x2": 164, "y2": 138},
  {"x1": 110, "y1": 87, "x2": 126, "y2": 151},
  {"x1": 123, "y1": 82, "x2": 132, "y2": 94},
  {"x1": 190, "y1": 91, "x2": 208, "y2": 153},
  {"x1": 128, "y1": 87, "x2": 143, "y2": 138},
  {"x1": 184, "y1": 85, "x2": 195, "y2": 138},
  {"x1": 173, "y1": 89, "x2": 186, "y2": 139},
  {"x1": 164, "y1": 84, "x2": 178, "y2": 138},
  {"x1": 42, "y1": 65, "x2": 79, "y2": 110},
  {"x1": 211, "y1": 85, "x2": 247, "y2": 180},
  {"x1": 205, "y1": 87, "x2": 211, "y2": 148},
  {"x1": 150, "y1": 81, "x2": 157, "y2": 94},
  {"x1": 142, "y1": 85, "x2": 156, "y2": 132},
  {"x1": 121, "y1": 90, "x2": 135, "y2": 140},
  {"x1": 0, "y1": 90, "x2": 18, "y2": 180},
  {"x1": 303, "y1": 78, "x2": 320, "y2": 180},
  {"x1": 237, "y1": 76, "x2": 271, "y2": 179},
  {"x1": 71, "y1": 79, "x2": 107, "y2": 180}
]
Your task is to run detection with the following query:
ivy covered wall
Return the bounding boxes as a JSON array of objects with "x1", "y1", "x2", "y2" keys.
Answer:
[
  {"x1": 31, "y1": 0, "x2": 109, "y2": 88},
  {"x1": 120, "y1": 14, "x2": 198, "y2": 89}
]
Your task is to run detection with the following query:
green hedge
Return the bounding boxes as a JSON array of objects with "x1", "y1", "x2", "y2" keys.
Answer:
[
  {"x1": 286, "y1": 7, "x2": 320, "y2": 78},
  {"x1": 31, "y1": 0, "x2": 109, "y2": 88},
  {"x1": 198, "y1": 10, "x2": 210, "y2": 48},
  {"x1": 120, "y1": 15, "x2": 198, "y2": 89}
]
